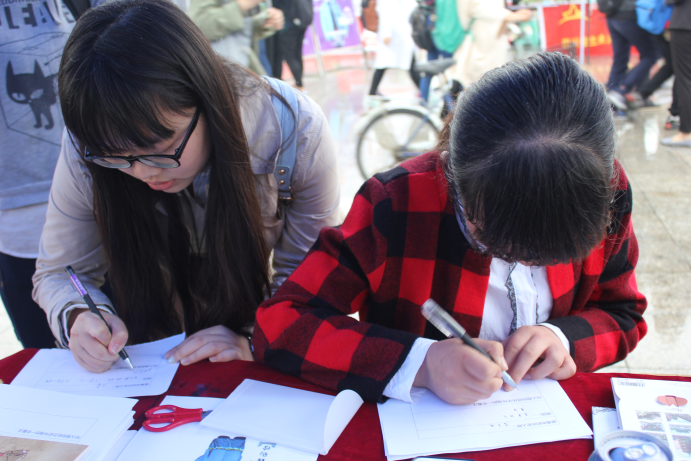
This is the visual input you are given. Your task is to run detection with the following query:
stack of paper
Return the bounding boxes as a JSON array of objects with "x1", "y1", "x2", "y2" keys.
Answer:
[
  {"x1": 377, "y1": 378, "x2": 593, "y2": 460},
  {"x1": 0, "y1": 384, "x2": 136, "y2": 461},
  {"x1": 199, "y1": 379, "x2": 364, "y2": 456},
  {"x1": 116, "y1": 396, "x2": 320, "y2": 461},
  {"x1": 612, "y1": 378, "x2": 691, "y2": 460},
  {"x1": 11, "y1": 333, "x2": 185, "y2": 398}
]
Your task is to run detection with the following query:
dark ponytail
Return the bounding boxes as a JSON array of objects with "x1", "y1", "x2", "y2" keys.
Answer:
[{"x1": 439, "y1": 52, "x2": 617, "y2": 265}]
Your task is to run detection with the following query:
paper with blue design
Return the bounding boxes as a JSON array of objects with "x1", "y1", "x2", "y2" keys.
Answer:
[
  {"x1": 11, "y1": 333, "x2": 185, "y2": 398},
  {"x1": 199, "y1": 380, "x2": 364, "y2": 455},
  {"x1": 378, "y1": 378, "x2": 592, "y2": 461},
  {"x1": 115, "y1": 396, "x2": 318, "y2": 461}
]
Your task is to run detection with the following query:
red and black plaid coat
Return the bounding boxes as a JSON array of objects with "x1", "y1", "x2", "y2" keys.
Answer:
[{"x1": 254, "y1": 152, "x2": 647, "y2": 403}]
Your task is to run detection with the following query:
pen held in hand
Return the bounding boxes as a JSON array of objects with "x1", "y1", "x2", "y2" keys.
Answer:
[
  {"x1": 64, "y1": 266, "x2": 134, "y2": 370},
  {"x1": 421, "y1": 299, "x2": 517, "y2": 389}
]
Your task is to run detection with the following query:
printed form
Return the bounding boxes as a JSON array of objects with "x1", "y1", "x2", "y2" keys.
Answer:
[
  {"x1": 378, "y1": 378, "x2": 592, "y2": 460},
  {"x1": 0, "y1": 385, "x2": 136, "y2": 461},
  {"x1": 11, "y1": 333, "x2": 184, "y2": 398}
]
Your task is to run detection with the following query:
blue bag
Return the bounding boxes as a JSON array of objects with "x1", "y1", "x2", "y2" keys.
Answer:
[
  {"x1": 635, "y1": 0, "x2": 672, "y2": 35},
  {"x1": 263, "y1": 76, "x2": 298, "y2": 201}
]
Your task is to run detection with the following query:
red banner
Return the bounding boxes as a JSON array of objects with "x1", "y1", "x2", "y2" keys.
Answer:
[{"x1": 542, "y1": 4, "x2": 614, "y2": 56}]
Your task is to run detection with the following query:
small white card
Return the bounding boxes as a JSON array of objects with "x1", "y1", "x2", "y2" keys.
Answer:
[{"x1": 592, "y1": 407, "x2": 621, "y2": 448}]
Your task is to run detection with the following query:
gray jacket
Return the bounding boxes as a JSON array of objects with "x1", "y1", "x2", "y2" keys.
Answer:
[{"x1": 33, "y1": 82, "x2": 341, "y2": 346}]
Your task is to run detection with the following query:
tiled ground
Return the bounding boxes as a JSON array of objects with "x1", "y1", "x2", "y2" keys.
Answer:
[{"x1": 1, "y1": 54, "x2": 689, "y2": 378}]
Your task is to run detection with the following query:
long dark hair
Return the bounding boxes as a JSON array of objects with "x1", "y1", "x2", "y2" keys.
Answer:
[
  {"x1": 58, "y1": 0, "x2": 271, "y2": 343},
  {"x1": 438, "y1": 52, "x2": 617, "y2": 265}
]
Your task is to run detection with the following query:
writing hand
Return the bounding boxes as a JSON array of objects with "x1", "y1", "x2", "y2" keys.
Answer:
[
  {"x1": 413, "y1": 338, "x2": 507, "y2": 405},
  {"x1": 68, "y1": 309, "x2": 129, "y2": 373},
  {"x1": 164, "y1": 325, "x2": 253, "y2": 366},
  {"x1": 502, "y1": 325, "x2": 576, "y2": 391}
]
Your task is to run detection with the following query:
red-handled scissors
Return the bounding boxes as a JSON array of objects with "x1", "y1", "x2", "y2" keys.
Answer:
[{"x1": 143, "y1": 405, "x2": 213, "y2": 432}]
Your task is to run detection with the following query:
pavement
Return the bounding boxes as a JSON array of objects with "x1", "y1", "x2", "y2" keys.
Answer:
[{"x1": 1, "y1": 54, "x2": 689, "y2": 377}]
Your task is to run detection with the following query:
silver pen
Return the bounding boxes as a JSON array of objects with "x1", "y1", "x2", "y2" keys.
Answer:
[{"x1": 421, "y1": 299, "x2": 517, "y2": 389}]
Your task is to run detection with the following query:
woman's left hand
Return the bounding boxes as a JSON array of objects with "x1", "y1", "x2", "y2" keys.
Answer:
[
  {"x1": 502, "y1": 325, "x2": 576, "y2": 391},
  {"x1": 164, "y1": 325, "x2": 253, "y2": 366}
]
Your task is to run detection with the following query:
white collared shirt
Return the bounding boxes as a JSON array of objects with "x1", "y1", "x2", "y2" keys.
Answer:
[{"x1": 382, "y1": 260, "x2": 570, "y2": 403}]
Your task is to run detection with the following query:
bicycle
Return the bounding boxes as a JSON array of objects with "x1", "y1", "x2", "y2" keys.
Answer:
[{"x1": 354, "y1": 57, "x2": 456, "y2": 179}]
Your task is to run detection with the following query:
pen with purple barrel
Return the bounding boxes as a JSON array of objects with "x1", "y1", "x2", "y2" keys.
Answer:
[{"x1": 65, "y1": 265, "x2": 134, "y2": 370}]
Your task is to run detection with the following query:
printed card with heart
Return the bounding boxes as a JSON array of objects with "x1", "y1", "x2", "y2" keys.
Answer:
[{"x1": 612, "y1": 378, "x2": 691, "y2": 460}]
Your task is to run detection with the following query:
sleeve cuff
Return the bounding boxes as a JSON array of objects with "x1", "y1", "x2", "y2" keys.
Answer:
[
  {"x1": 382, "y1": 338, "x2": 436, "y2": 403},
  {"x1": 538, "y1": 322, "x2": 570, "y2": 353},
  {"x1": 59, "y1": 303, "x2": 115, "y2": 348}
]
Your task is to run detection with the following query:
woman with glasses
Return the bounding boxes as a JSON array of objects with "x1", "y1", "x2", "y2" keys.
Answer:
[
  {"x1": 32, "y1": 0, "x2": 340, "y2": 373},
  {"x1": 253, "y1": 53, "x2": 648, "y2": 405}
]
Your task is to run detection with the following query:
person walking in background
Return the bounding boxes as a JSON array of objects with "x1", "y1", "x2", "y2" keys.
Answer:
[
  {"x1": 661, "y1": 0, "x2": 690, "y2": 147},
  {"x1": 189, "y1": 0, "x2": 284, "y2": 75},
  {"x1": 632, "y1": 32, "x2": 679, "y2": 131},
  {"x1": 368, "y1": 0, "x2": 420, "y2": 96},
  {"x1": 600, "y1": 0, "x2": 658, "y2": 112},
  {"x1": 272, "y1": 0, "x2": 313, "y2": 92},
  {"x1": 0, "y1": 0, "x2": 80, "y2": 349},
  {"x1": 411, "y1": 0, "x2": 454, "y2": 104},
  {"x1": 440, "y1": 0, "x2": 530, "y2": 118}
]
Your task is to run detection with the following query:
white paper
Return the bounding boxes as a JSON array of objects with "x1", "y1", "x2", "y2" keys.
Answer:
[
  {"x1": 378, "y1": 378, "x2": 592, "y2": 460},
  {"x1": 612, "y1": 378, "x2": 691, "y2": 460},
  {"x1": 116, "y1": 396, "x2": 318, "y2": 461},
  {"x1": 100, "y1": 431, "x2": 136, "y2": 461},
  {"x1": 11, "y1": 333, "x2": 185, "y2": 398},
  {"x1": 592, "y1": 407, "x2": 621, "y2": 448},
  {"x1": 199, "y1": 379, "x2": 363, "y2": 455},
  {"x1": 0, "y1": 384, "x2": 136, "y2": 461}
]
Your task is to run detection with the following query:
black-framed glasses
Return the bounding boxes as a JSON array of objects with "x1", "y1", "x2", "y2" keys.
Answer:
[{"x1": 84, "y1": 108, "x2": 201, "y2": 169}]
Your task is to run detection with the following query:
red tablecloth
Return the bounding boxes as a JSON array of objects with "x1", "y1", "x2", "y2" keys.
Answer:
[{"x1": 1, "y1": 349, "x2": 688, "y2": 461}]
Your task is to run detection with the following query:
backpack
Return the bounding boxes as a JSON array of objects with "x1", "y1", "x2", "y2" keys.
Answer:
[
  {"x1": 431, "y1": 0, "x2": 471, "y2": 54},
  {"x1": 635, "y1": 0, "x2": 672, "y2": 34},
  {"x1": 362, "y1": 0, "x2": 379, "y2": 32},
  {"x1": 596, "y1": 0, "x2": 627, "y2": 15},
  {"x1": 410, "y1": 3, "x2": 436, "y2": 52},
  {"x1": 263, "y1": 77, "x2": 298, "y2": 201}
]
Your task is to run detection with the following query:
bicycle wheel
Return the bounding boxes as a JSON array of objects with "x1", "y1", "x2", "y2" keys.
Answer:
[{"x1": 356, "y1": 108, "x2": 439, "y2": 179}]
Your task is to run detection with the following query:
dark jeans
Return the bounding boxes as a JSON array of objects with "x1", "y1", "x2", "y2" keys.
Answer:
[
  {"x1": 0, "y1": 252, "x2": 56, "y2": 348},
  {"x1": 606, "y1": 18, "x2": 658, "y2": 94},
  {"x1": 369, "y1": 57, "x2": 421, "y2": 95},
  {"x1": 670, "y1": 30, "x2": 691, "y2": 133},
  {"x1": 638, "y1": 34, "x2": 678, "y2": 116},
  {"x1": 278, "y1": 26, "x2": 308, "y2": 87}
]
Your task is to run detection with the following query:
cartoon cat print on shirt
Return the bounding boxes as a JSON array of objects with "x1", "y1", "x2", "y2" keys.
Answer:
[{"x1": 6, "y1": 60, "x2": 57, "y2": 130}]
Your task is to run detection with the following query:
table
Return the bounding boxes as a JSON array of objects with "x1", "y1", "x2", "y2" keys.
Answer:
[{"x1": 1, "y1": 349, "x2": 688, "y2": 461}]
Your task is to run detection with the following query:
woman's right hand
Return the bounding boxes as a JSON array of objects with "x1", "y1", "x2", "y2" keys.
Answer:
[
  {"x1": 413, "y1": 338, "x2": 507, "y2": 405},
  {"x1": 68, "y1": 309, "x2": 129, "y2": 373}
]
